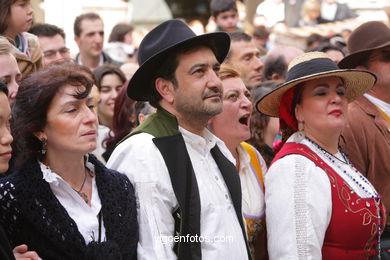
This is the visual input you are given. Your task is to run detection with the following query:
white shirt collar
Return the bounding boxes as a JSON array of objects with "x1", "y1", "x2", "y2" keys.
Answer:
[
  {"x1": 40, "y1": 155, "x2": 95, "y2": 186},
  {"x1": 237, "y1": 144, "x2": 251, "y2": 173},
  {"x1": 179, "y1": 126, "x2": 236, "y2": 164},
  {"x1": 76, "y1": 54, "x2": 104, "y2": 67},
  {"x1": 179, "y1": 126, "x2": 217, "y2": 152},
  {"x1": 364, "y1": 93, "x2": 390, "y2": 116}
]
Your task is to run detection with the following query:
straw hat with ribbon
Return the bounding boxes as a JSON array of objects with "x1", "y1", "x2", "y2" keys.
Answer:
[{"x1": 256, "y1": 52, "x2": 376, "y2": 142}]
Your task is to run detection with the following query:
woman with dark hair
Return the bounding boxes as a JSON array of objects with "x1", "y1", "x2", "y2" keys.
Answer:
[
  {"x1": 108, "y1": 23, "x2": 134, "y2": 43},
  {"x1": 102, "y1": 84, "x2": 136, "y2": 162},
  {"x1": 0, "y1": 62, "x2": 138, "y2": 260},
  {"x1": 105, "y1": 23, "x2": 136, "y2": 63},
  {"x1": 93, "y1": 64, "x2": 127, "y2": 162},
  {"x1": 257, "y1": 52, "x2": 384, "y2": 259},
  {"x1": 94, "y1": 64, "x2": 127, "y2": 129},
  {"x1": 248, "y1": 80, "x2": 280, "y2": 166}
]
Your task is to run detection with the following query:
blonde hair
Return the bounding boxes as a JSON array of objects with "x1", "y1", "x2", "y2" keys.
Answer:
[
  {"x1": 301, "y1": 0, "x2": 321, "y2": 23},
  {"x1": 219, "y1": 63, "x2": 241, "y2": 80}
]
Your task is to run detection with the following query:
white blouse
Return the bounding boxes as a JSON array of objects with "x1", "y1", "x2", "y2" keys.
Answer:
[
  {"x1": 265, "y1": 132, "x2": 378, "y2": 259},
  {"x1": 40, "y1": 158, "x2": 106, "y2": 244},
  {"x1": 237, "y1": 144, "x2": 267, "y2": 218}
]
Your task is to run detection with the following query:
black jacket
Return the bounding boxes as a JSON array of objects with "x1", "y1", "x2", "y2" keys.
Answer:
[{"x1": 0, "y1": 155, "x2": 138, "y2": 260}]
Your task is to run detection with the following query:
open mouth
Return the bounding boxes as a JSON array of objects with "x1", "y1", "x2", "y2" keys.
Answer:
[{"x1": 239, "y1": 115, "x2": 250, "y2": 126}]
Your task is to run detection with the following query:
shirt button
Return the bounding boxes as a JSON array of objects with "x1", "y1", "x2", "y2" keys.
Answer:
[
  {"x1": 215, "y1": 176, "x2": 219, "y2": 181},
  {"x1": 225, "y1": 194, "x2": 229, "y2": 200}
]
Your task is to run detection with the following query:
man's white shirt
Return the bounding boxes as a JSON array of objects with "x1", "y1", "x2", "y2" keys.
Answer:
[{"x1": 107, "y1": 127, "x2": 248, "y2": 260}]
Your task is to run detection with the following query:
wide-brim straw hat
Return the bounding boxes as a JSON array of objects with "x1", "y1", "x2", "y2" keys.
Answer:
[
  {"x1": 256, "y1": 52, "x2": 377, "y2": 117},
  {"x1": 127, "y1": 19, "x2": 230, "y2": 101},
  {"x1": 338, "y1": 21, "x2": 390, "y2": 69}
]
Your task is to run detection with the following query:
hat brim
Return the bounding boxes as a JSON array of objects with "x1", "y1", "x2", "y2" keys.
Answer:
[
  {"x1": 127, "y1": 32, "x2": 230, "y2": 101},
  {"x1": 256, "y1": 69, "x2": 377, "y2": 117},
  {"x1": 338, "y1": 41, "x2": 390, "y2": 68}
]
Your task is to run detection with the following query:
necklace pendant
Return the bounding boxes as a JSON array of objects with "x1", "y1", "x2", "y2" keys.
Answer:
[{"x1": 79, "y1": 192, "x2": 89, "y2": 204}]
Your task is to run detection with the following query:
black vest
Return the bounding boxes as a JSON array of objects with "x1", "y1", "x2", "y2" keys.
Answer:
[{"x1": 123, "y1": 108, "x2": 251, "y2": 260}]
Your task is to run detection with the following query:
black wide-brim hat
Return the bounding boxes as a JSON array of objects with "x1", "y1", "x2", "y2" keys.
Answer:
[
  {"x1": 338, "y1": 21, "x2": 390, "y2": 69},
  {"x1": 127, "y1": 19, "x2": 230, "y2": 101},
  {"x1": 256, "y1": 52, "x2": 377, "y2": 117}
]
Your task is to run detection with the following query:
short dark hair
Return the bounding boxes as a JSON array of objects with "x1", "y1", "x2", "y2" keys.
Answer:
[
  {"x1": 253, "y1": 25, "x2": 270, "y2": 40},
  {"x1": 74, "y1": 12, "x2": 102, "y2": 37},
  {"x1": 108, "y1": 23, "x2": 134, "y2": 43},
  {"x1": 11, "y1": 62, "x2": 94, "y2": 167},
  {"x1": 29, "y1": 23, "x2": 66, "y2": 39},
  {"x1": 225, "y1": 32, "x2": 252, "y2": 61},
  {"x1": 210, "y1": 0, "x2": 237, "y2": 17},
  {"x1": 94, "y1": 64, "x2": 127, "y2": 91},
  {"x1": 229, "y1": 31, "x2": 252, "y2": 42},
  {"x1": 0, "y1": 0, "x2": 16, "y2": 34},
  {"x1": 263, "y1": 55, "x2": 287, "y2": 80},
  {"x1": 306, "y1": 33, "x2": 326, "y2": 50},
  {"x1": 0, "y1": 81, "x2": 8, "y2": 96}
]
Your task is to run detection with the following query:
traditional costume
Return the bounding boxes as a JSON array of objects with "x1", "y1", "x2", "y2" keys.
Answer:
[{"x1": 256, "y1": 52, "x2": 384, "y2": 259}]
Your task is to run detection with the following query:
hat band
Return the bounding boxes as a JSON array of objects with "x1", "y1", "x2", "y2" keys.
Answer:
[{"x1": 285, "y1": 58, "x2": 339, "y2": 82}]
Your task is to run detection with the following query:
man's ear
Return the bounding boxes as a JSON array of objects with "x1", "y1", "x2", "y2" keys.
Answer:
[
  {"x1": 155, "y1": 77, "x2": 175, "y2": 104},
  {"x1": 74, "y1": 36, "x2": 80, "y2": 46}
]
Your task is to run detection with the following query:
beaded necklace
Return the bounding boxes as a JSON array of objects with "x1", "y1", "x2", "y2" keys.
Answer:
[{"x1": 304, "y1": 136, "x2": 378, "y2": 199}]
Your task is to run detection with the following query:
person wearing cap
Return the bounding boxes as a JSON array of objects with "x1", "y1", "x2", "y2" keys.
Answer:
[
  {"x1": 107, "y1": 19, "x2": 251, "y2": 260},
  {"x1": 257, "y1": 52, "x2": 384, "y2": 259},
  {"x1": 338, "y1": 21, "x2": 390, "y2": 253}
]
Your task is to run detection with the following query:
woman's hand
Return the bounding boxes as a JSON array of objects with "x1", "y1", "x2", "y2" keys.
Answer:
[{"x1": 13, "y1": 244, "x2": 42, "y2": 260}]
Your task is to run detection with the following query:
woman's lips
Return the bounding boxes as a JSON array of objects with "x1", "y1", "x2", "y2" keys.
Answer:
[
  {"x1": 82, "y1": 130, "x2": 97, "y2": 137},
  {"x1": 0, "y1": 151, "x2": 12, "y2": 159},
  {"x1": 329, "y1": 109, "x2": 342, "y2": 117}
]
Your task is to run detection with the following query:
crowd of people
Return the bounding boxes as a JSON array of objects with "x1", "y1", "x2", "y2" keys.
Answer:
[{"x1": 0, "y1": 0, "x2": 389, "y2": 259}]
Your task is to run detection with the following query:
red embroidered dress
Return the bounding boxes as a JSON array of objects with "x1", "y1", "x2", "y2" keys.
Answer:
[{"x1": 274, "y1": 143, "x2": 385, "y2": 259}]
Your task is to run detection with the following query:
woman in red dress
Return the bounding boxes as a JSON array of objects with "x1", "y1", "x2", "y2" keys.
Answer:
[{"x1": 257, "y1": 52, "x2": 385, "y2": 259}]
